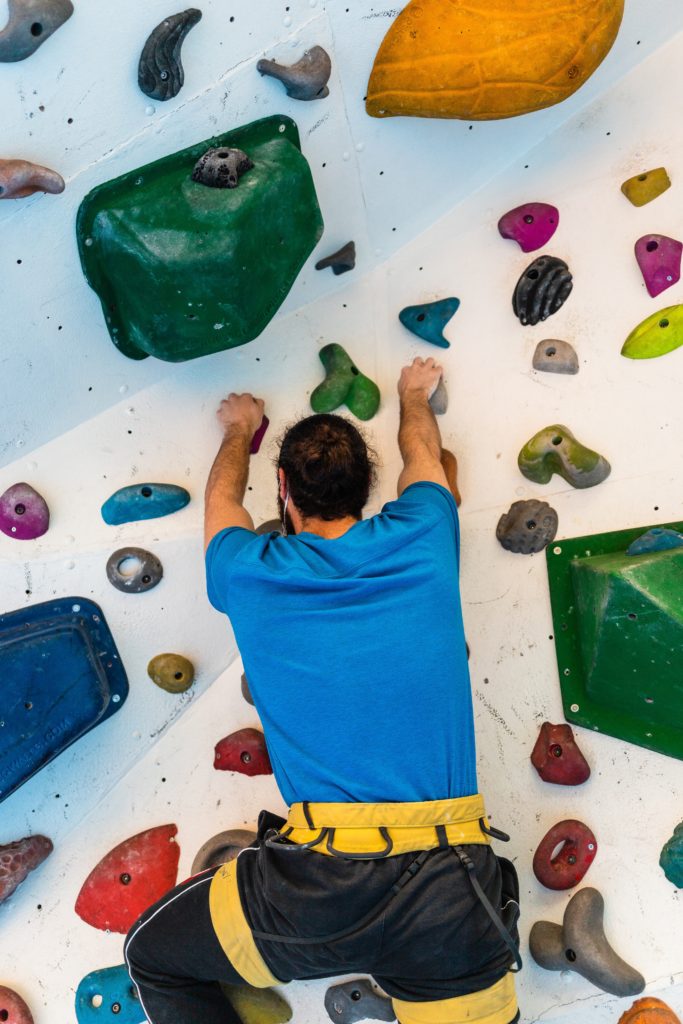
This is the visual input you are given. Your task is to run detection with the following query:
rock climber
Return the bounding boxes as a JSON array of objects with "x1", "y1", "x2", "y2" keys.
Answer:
[{"x1": 124, "y1": 355, "x2": 521, "y2": 1024}]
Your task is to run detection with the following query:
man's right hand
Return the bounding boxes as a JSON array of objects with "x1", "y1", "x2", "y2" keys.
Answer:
[
  {"x1": 398, "y1": 356, "x2": 443, "y2": 402},
  {"x1": 216, "y1": 393, "x2": 265, "y2": 439}
]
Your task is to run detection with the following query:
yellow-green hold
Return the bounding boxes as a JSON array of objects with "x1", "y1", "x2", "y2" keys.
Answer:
[
  {"x1": 622, "y1": 305, "x2": 683, "y2": 360},
  {"x1": 221, "y1": 985, "x2": 292, "y2": 1024},
  {"x1": 147, "y1": 653, "x2": 195, "y2": 693},
  {"x1": 621, "y1": 167, "x2": 671, "y2": 207}
]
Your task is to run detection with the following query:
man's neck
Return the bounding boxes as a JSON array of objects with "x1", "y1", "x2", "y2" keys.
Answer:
[{"x1": 293, "y1": 514, "x2": 358, "y2": 539}]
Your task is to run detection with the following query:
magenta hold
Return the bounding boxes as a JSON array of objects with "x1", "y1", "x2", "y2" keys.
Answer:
[
  {"x1": 250, "y1": 415, "x2": 270, "y2": 455},
  {"x1": 634, "y1": 234, "x2": 682, "y2": 298},
  {"x1": 498, "y1": 202, "x2": 559, "y2": 253},
  {"x1": 533, "y1": 819, "x2": 597, "y2": 890},
  {"x1": 0, "y1": 483, "x2": 49, "y2": 540},
  {"x1": 531, "y1": 722, "x2": 591, "y2": 786}
]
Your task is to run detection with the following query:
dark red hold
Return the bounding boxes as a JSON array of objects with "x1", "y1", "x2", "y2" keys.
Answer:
[
  {"x1": 0, "y1": 986, "x2": 34, "y2": 1024},
  {"x1": 533, "y1": 819, "x2": 597, "y2": 890},
  {"x1": 250, "y1": 415, "x2": 270, "y2": 455},
  {"x1": 214, "y1": 728, "x2": 273, "y2": 777},
  {"x1": 0, "y1": 835, "x2": 53, "y2": 904},
  {"x1": 531, "y1": 721, "x2": 591, "y2": 785}
]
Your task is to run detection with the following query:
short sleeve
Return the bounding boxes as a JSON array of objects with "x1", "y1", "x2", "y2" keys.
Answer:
[
  {"x1": 205, "y1": 527, "x2": 256, "y2": 612},
  {"x1": 390, "y1": 481, "x2": 459, "y2": 529}
]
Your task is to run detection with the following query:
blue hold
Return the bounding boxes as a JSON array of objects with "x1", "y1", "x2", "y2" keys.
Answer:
[
  {"x1": 101, "y1": 483, "x2": 190, "y2": 525},
  {"x1": 398, "y1": 297, "x2": 460, "y2": 348},
  {"x1": 75, "y1": 964, "x2": 143, "y2": 1024},
  {"x1": 627, "y1": 527, "x2": 683, "y2": 556}
]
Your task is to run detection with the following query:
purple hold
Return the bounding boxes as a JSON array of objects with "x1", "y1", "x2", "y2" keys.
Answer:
[
  {"x1": 634, "y1": 234, "x2": 682, "y2": 298},
  {"x1": 0, "y1": 482, "x2": 50, "y2": 540},
  {"x1": 250, "y1": 415, "x2": 269, "y2": 455},
  {"x1": 498, "y1": 202, "x2": 559, "y2": 253}
]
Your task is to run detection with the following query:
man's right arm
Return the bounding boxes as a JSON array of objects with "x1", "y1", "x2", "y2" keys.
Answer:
[{"x1": 397, "y1": 356, "x2": 450, "y2": 496}]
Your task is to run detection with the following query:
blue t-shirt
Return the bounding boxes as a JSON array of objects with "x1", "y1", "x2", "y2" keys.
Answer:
[{"x1": 206, "y1": 482, "x2": 477, "y2": 806}]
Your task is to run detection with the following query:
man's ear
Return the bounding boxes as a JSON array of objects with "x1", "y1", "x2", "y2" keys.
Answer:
[{"x1": 278, "y1": 468, "x2": 288, "y2": 502}]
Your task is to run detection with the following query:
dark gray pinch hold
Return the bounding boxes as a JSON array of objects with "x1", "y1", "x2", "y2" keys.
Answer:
[
  {"x1": 256, "y1": 519, "x2": 282, "y2": 535},
  {"x1": 496, "y1": 499, "x2": 558, "y2": 554},
  {"x1": 428, "y1": 378, "x2": 448, "y2": 415},
  {"x1": 324, "y1": 980, "x2": 396, "y2": 1024},
  {"x1": 241, "y1": 672, "x2": 255, "y2": 706},
  {"x1": 191, "y1": 147, "x2": 254, "y2": 189},
  {"x1": 512, "y1": 255, "x2": 573, "y2": 326},
  {"x1": 191, "y1": 829, "x2": 256, "y2": 875},
  {"x1": 315, "y1": 241, "x2": 356, "y2": 276},
  {"x1": 257, "y1": 45, "x2": 331, "y2": 100},
  {"x1": 138, "y1": 8, "x2": 202, "y2": 101},
  {"x1": 532, "y1": 339, "x2": 579, "y2": 374},
  {"x1": 0, "y1": 0, "x2": 73, "y2": 62},
  {"x1": 106, "y1": 547, "x2": 163, "y2": 594}
]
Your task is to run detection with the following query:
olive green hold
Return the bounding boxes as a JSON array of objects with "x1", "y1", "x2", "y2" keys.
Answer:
[
  {"x1": 621, "y1": 304, "x2": 683, "y2": 360},
  {"x1": 147, "y1": 653, "x2": 195, "y2": 693},
  {"x1": 221, "y1": 984, "x2": 292, "y2": 1024},
  {"x1": 518, "y1": 424, "x2": 611, "y2": 489},
  {"x1": 311, "y1": 343, "x2": 380, "y2": 420},
  {"x1": 621, "y1": 167, "x2": 671, "y2": 207}
]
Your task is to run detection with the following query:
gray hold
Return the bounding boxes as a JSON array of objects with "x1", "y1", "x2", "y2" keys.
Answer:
[
  {"x1": 191, "y1": 147, "x2": 253, "y2": 189},
  {"x1": 429, "y1": 378, "x2": 448, "y2": 416},
  {"x1": 529, "y1": 888, "x2": 645, "y2": 997},
  {"x1": 241, "y1": 672, "x2": 255, "y2": 706},
  {"x1": 0, "y1": 0, "x2": 73, "y2": 62},
  {"x1": 513, "y1": 255, "x2": 573, "y2": 326},
  {"x1": 106, "y1": 547, "x2": 163, "y2": 594},
  {"x1": 256, "y1": 519, "x2": 282, "y2": 535},
  {"x1": 257, "y1": 45, "x2": 331, "y2": 101},
  {"x1": 138, "y1": 8, "x2": 202, "y2": 102},
  {"x1": 533, "y1": 339, "x2": 579, "y2": 374},
  {"x1": 324, "y1": 980, "x2": 396, "y2": 1024},
  {"x1": 496, "y1": 499, "x2": 558, "y2": 554},
  {"x1": 316, "y1": 241, "x2": 356, "y2": 276},
  {"x1": 191, "y1": 829, "x2": 256, "y2": 875}
]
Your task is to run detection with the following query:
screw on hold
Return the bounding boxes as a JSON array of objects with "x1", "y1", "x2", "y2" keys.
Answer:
[{"x1": 120, "y1": 873, "x2": 131, "y2": 885}]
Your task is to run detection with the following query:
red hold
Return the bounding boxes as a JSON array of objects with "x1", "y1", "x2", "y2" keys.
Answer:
[
  {"x1": 0, "y1": 986, "x2": 34, "y2": 1024},
  {"x1": 533, "y1": 819, "x2": 597, "y2": 890},
  {"x1": 250, "y1": 415, "x2": 270, "y2": 455},
  {"x1": 214, "y1": 728, "x2": 273, "y2": 777},
  {"x1": 75, "y1": 824, "x2": 179, "y2": 932},
  {"x1": 531, "y1": 722, "x2": 591, "y2": 785},
  {"x1": 0, "y1": 835, "x2": 53, "y2": 904}
]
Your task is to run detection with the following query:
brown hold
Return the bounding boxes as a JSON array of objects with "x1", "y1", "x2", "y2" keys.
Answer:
[
  {"x1": 0, "y1": 159, "x2": 64, "y2": 199},
  {"x1": 147, "y1": 652, "x2": 195, "y2": 693},
  {"x1": 440, "y1": 448, "x2": 461, "y2": 507},
  {"x1": 0, "y1": 835, "x2": 53, "y2": 904},
  {"x1": 191, "y1": 829, "x2": 257, "y2": 875},
  {"x1": 0, "y1": 986, "x2": 34, "y2": 1024},
  {"x1": 241, "y1": 672, "x2": 255, "y2": 706},
  {"x1": 618, "y1": 998, "x2": 682, "y2": 1024},
  {"x1": 531, "y1": 722, "x2": 591, "y2": 785}
]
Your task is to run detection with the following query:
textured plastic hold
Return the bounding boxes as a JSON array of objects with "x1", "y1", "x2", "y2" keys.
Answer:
[
  {"x1": 619, "y1": 998, "x2": 682, "y2": 1024},
  {"x1": 398, "y1": 298, "x2": 459, "y2": 349},
  {"x1": 529, "y1": 888, "x2": 645, "y2": 996},
  {"x1": 365, "y1": 0, "x2": 624, "y2": 120},
  {"x1": 659, "y1": 822, "x2": 683, "y2": 888},
  {"x1": 250, "y1": 415, "x2": 270, "y2": 455},
  {"x1": 324, "y1": 980, "x2": 396, "y2": 1024},
  {"x1": 257, "y1": 46, "x2": 331, "y2": 100},
  {"x1": 496, "y1": 499, "x2": 558, "y2": 555},
  {"x1": 627, "y1": 528, "x2": 683, "y2": 556},
  {"x1": 635, "y1": 235, "x2": 682, "y2": 298},
  {"x1": 0, "y1": 0, "x2": 73, "y2": 61},
  {"x1": 221, "y1": 984, "x2": 292, "y2": 1024},
  {"x1": 214, "y1": 728, "x2": 273, "y2": 777},
  {"x1": 311, "y1": 344, "x2": 380, "y2": 421},
  {"x1": 106, "y1": 547, "x2": 163, "y2": 593},
  {"x1": 498, "y1": 203, "x2": 559, "y2": 253},
  {"x1": 316, "y1": 241, "x2": 356, "y2": 275},
  {"x1": 0, "y1": 159, "x2": 64, "y2": 199},
  {"x1": 532, "y1": 339, "x2": 579, "y2": 375},
  {"x1": 519, "y1": 425, "x2": 610, "y2": 489},
  {"x1": 75, "y1": 964, "x2": 142, "y2": 1024},
  {"x1": 0, "y1": 598, "x2": 128, "y2": 804},
  {"x1": 530, "y1": 722, "x2": 591, "y2": 785},
  {"x1": 513, "y1": 255, "x2": 572, "y2": 326},
  {"x1": 147, "y1": 653, "x2": 195, "y2": 694},
  {"x1": 0, "y1": 835, "x2": 53, "y2": 904},
  {"x1": 77, "y1": 116, "x2": 324, "y2": 363},
  {"x1": 241, "y1": 672, "x2": 255, "y2": 705},
  {"x1": 138, "y1": 8, "x2": 202, "y2": 101},
  {"x1": 192, "y1": 148, "x2": 254, "y2": 189},
  {"x1": 533, "y1": 820, "x2": 597, "y2": 890},
  {"x1": 0, "y1": 483, "x2": 49, "y2": 539},
  {"x1": 621, "y1": 304, "x2": 683, "y2": 360},
  {"x1": 256, "y1": 519, "x2": 282, "y2": 536},
  {"x1": 191, "y1": 829, "x2": 257, "y2": 875},
  {"x1": 440, "y1": 449, "x2": 461, "y2": 508},
  {"x1": 621, "y1": 168, "x2": 671, "y2": 207},
  {"x1": 429, "y1": 379, "x2": 448, "y2": 416},
  {"x1": 101, "y1": 482, "x2": 190, "y2": 525},
  {"x1": 0, "y1": 987, "x2": 34, "y2": 1024},
  {"x1": 75, "y1": 825, "x2": 179, "y2": 933}
]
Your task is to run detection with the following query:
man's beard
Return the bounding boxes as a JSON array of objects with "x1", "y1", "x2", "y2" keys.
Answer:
[{"x1": 277, "y1": 493, "x2": 295, "y2": 536}]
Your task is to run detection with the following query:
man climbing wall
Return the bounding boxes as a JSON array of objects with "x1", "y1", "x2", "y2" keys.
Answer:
[{"x1": 124, "y1": 355, "x2": 521, "y2": 1024}]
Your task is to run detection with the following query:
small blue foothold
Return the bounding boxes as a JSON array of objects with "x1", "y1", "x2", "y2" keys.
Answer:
[
  {"x1": 75, "y1": 964, "x2": 142, "y2": 1023},
  {"x1": 398, "y1": 297, "x2": 460, "y2": 348},
  {"x1": 101, "y1": 483, "x2": 190, "y2": 526},
  {"x1": 627, "y1": 527, "x2": 683, "y2": 556}
]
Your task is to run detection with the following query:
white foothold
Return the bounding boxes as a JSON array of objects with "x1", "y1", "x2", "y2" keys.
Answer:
[
  {"x1": 64, "y1": 560, "x2": 75, "y2": 569},
  {"x1": 356, "y1": 142, "x2": 364, "y2": 152},
  {"x1": 283, "y1": 14, "x2": 292, "y2": 26},
  {"x1": 119, "y1": 384, "x2": 129, "y2": 395},
  {"x1": 145, "y1": 105, "x2": 155, "y2": 116},
  {"x1": 342, "y1": 151, "x2": 350, "y2": 161}
]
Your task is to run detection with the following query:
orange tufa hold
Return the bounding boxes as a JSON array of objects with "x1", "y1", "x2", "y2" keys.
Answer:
[
  {"x1": 618, "y1": 999, "x2": 682, "y2": 1024},
  {"x1": 366, "y1": 0, "x2": 624, "y2": 121}
]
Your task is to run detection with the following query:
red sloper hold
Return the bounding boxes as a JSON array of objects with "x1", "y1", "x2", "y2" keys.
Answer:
[
  {"x1": 0, "y1": 987, "x2": 34, "y2": 1024},
  {"x1": 531, "y1": 722, "x2": 591, "y2": 785},
  {"x1": 533, "y1": 819, "x2": 597, "y2": 890},
  {"x1": 75, "y1": 824, "x2": 179, "y2": 933},
  {"x1": 214, "y1": 728, "x2": 273, "y2": 777}
]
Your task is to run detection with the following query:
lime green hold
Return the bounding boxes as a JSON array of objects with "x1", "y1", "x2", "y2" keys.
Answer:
[
  {"x1": 518, "y1": 424, "x2": 611, "y2": 489},
  {"x1": 77, "y1": 116, "x2": 324, "y2": 362},
  {"x1": 621, "y1": 304, "x2": 683, "y2": 360},
  {"x1": 311, "y1": 344, "x2": 380, "y2": 420},
  {"x1": 221, "y1": 985, "x2": 292, "y2": 1024}
]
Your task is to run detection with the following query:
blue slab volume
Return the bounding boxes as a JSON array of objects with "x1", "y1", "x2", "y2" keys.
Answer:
[
  {"x1": 398, "y1": 297, "x2": 460, "y2": 348},
  {"x1": 101, "y1": 483, "x2": 191, "y2": 525},
  {"x1": 76, "y1": 964, "x2": 144, "y2": 1024}
]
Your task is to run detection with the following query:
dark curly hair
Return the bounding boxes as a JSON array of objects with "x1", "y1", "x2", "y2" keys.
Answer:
[{"x1": 277, "y1": 414, "x2": 376, "y2": 521}]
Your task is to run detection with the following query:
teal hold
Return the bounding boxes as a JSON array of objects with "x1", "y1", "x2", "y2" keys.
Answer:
[
  {"x1": 627, "y1": 528, "x2": 683, "y2": 556},
  {"x1": 101, "y1": 483, "x2": 190, "y2": 525},
  {"x1": 75, "y1": 964, "x2": 141, "y2": 1023},
  {"x1": 660, "y1": 822, "x2": 683, "y2": 888},
  {"x1": 398, "y1": 297, "x2": 460, "y2": 348}
]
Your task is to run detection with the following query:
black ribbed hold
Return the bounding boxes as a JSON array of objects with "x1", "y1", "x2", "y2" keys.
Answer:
[
  {"x1": 512, "y1": 255, "x2": 573, "y2": 326},
  {"x1": 138, "y1": 8, "x2": 202, "y2": 102}
]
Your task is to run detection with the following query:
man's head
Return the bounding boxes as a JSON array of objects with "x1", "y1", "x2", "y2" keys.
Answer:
[{"x1": 277, "y1": 414, "x2": 376, "y2": 532}]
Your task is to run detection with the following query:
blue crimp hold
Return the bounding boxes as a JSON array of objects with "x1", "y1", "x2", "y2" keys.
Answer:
[
  {"x1": 101, "y1": 483, "x2": 190, "y2": 525},
  {"x1": 75, "y1": 964, "x2": 142, "y2": 1024},
  {"x1": 626, "y1": 527, "x2": 683, "y2": 556},
  {"x1": 398, "y1": 297, "x2": 460, "y2": 348}
]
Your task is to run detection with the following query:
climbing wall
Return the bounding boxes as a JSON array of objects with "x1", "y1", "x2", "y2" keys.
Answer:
[{"x1": 1, "y1": 0, "x2": 683, "y2": 1021}]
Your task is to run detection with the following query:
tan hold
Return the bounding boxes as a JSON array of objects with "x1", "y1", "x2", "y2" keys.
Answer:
[
  {"x1": 0, "y1": 159, "x2": 65, "y2": 199},
  {"x1": 618, "y1": 998, "x2": 682, "y2": 1024},
  {"x1": 147, "y1": 653, "x2": 195, "y2": 693}
]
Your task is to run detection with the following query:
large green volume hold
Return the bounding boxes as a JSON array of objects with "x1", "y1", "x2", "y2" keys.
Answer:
[{"x1": 77, "y1": 116, "x2": 324, "y2": 362}]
